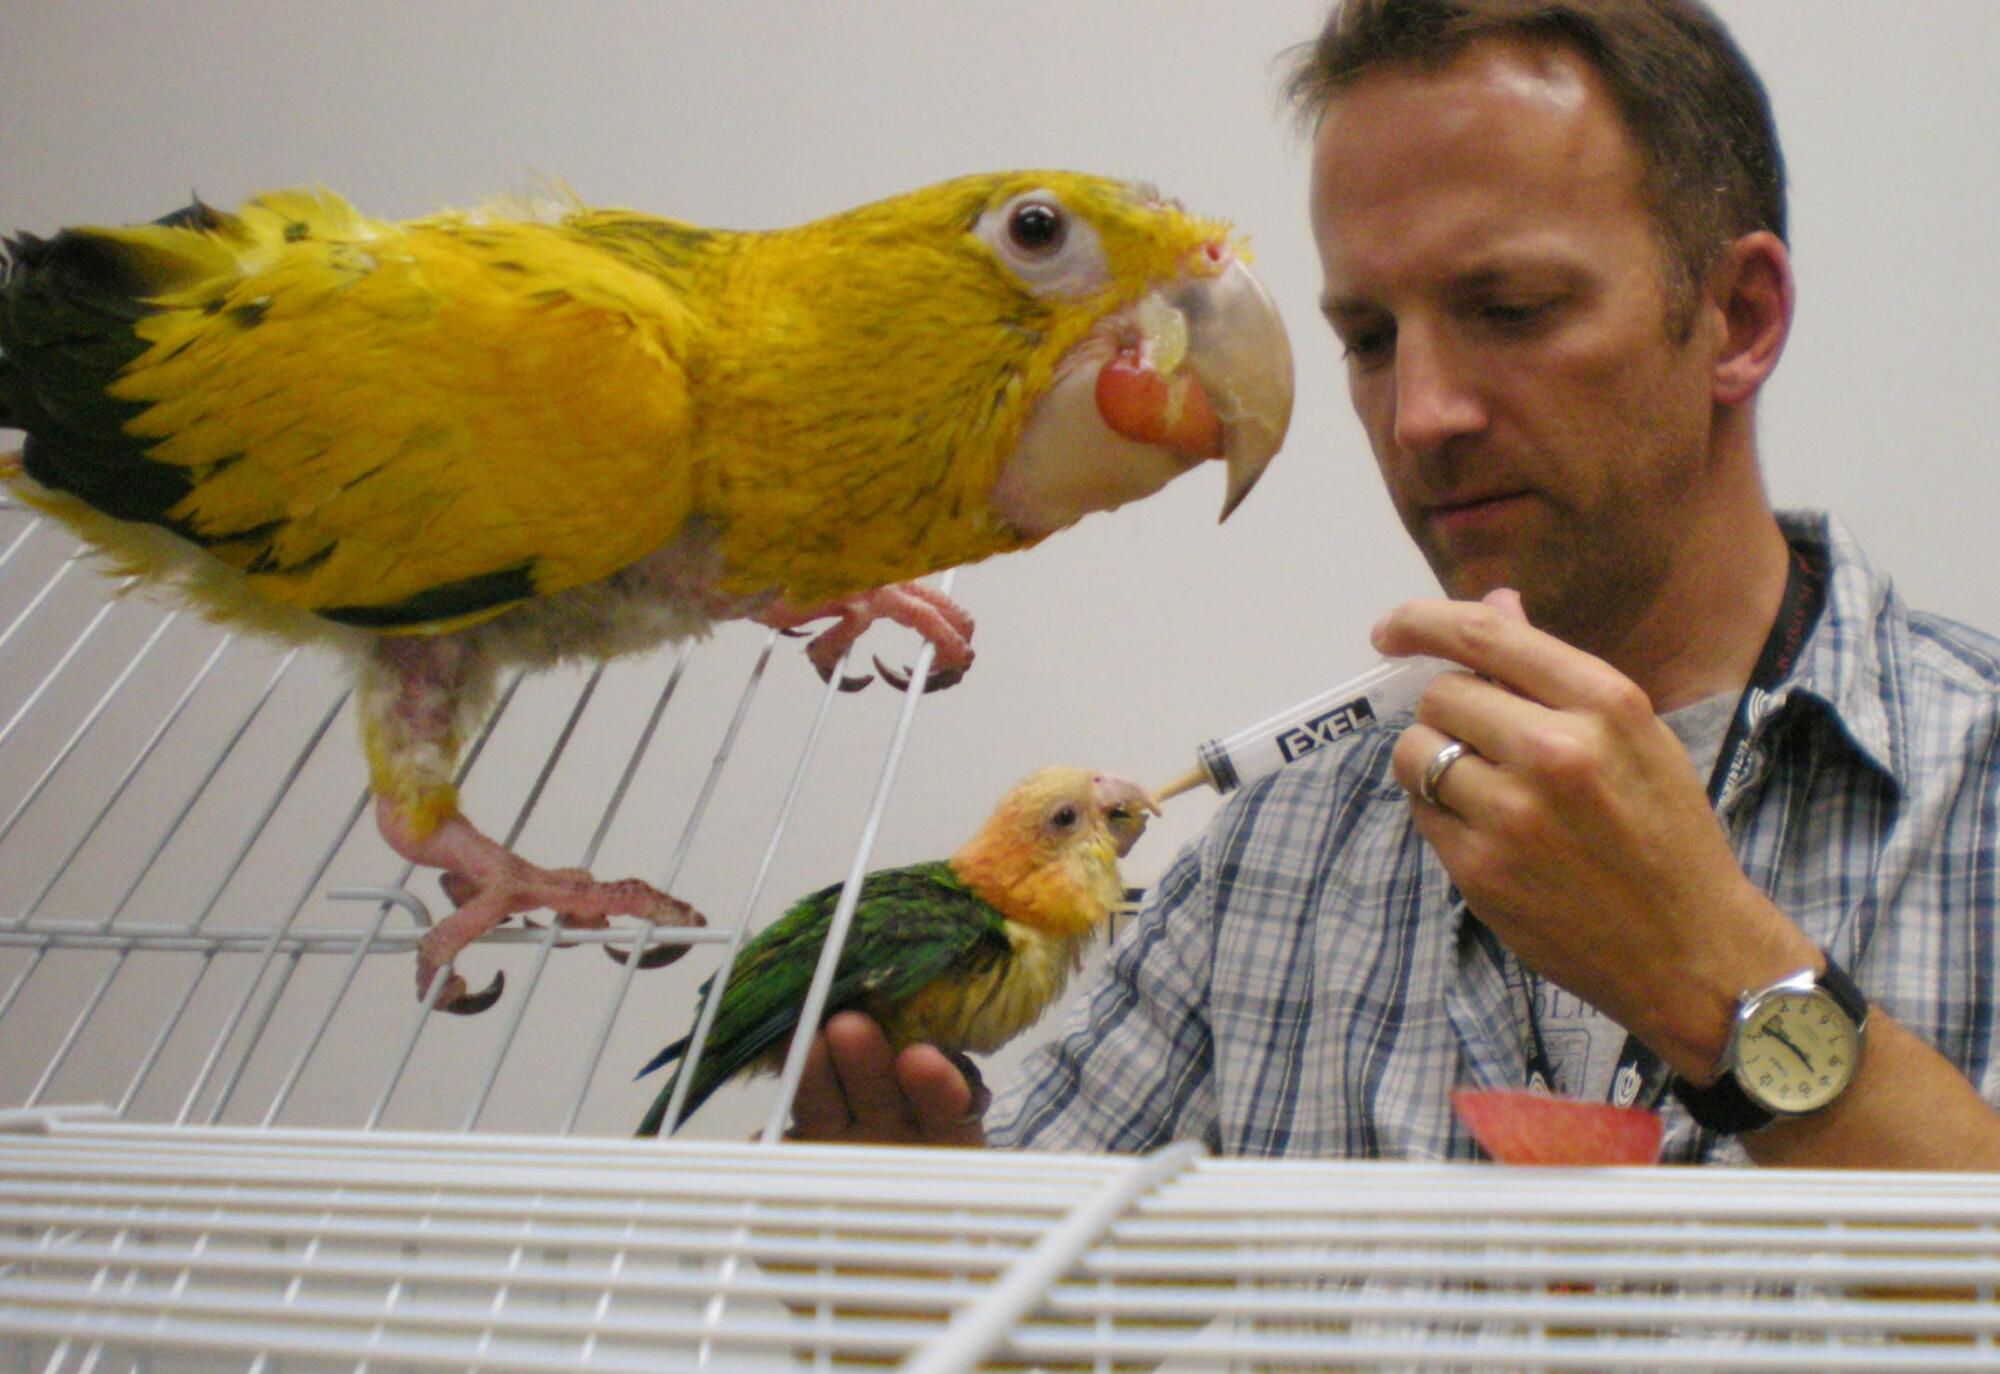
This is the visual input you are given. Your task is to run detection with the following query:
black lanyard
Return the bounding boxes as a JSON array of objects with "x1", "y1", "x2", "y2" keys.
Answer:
[{"x1": 1519, "y1": 539, "x2": 1828, "y2": 1106}]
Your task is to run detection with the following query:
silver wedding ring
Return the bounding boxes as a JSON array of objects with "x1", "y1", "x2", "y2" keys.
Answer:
[{"x1": 1418, "y1": 739, "x2": 1468, "y2": 808}]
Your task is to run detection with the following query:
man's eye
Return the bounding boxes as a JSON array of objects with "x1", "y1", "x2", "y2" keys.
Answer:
[
  {"x1": 1479, "y1": 299, "x2": 1553, "y2": 329},
  {"x1": 1338, "y1": 323, "x2": 1394, "y2": 366}
]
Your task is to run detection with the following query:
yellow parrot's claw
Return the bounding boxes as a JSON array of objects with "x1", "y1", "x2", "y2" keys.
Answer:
[
  {"x1": 873, "y1": 654, "x2": 965, "y2": 694},
  {"x1": 815, "y1": 656, "x2": 877, "y2": 692},
  {"x1": 601, "y1": 893, "x2": 706, "y2": 968},
  {"x1": 604, "y1": 939, "x2": 693, "y2": 970},
  {"x1": 443, "y1": 972, "x2": 506, "y2": 1015},
  {"x1": 423, "y1": 965, "x2": 506, "y2": 1016}
]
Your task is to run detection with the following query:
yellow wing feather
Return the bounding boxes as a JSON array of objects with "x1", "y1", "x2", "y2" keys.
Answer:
[{"x1": 106, "y1": 192, "x2": 702, "y2": 631}]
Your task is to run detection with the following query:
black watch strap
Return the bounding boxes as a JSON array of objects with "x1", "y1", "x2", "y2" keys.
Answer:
[
  {"x1": 1671, "y1": 1055, "x2": 1777, "y2": 1134},
  {"x1": 1669, "y1": 948, "x2": 1867, "y2": 1135}
]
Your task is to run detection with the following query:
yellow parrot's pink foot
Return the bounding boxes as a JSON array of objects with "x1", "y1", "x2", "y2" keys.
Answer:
[
  {"x1": 386, "y1": 805, "x2": 706, "y2": 1014},
  {"x1": 438, "y1": 870, "x2": 697, "y2": 972},
  {"x1": 760, "y1": 583, "x2": 975, "y2": 693}
]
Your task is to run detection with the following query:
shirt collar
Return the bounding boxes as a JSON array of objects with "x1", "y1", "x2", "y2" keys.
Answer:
[{"x1": 1768, "y1": 509, "x2": 1904, "y2": 791}]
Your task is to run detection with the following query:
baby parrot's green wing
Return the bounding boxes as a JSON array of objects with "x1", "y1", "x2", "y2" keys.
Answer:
[{"x1": 636, "y1": 859, "x2": 1008, "y2": 1134}]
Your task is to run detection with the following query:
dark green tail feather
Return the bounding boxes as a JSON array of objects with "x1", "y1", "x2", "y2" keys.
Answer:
[
  {"x1": 634, "y1": 1034, "x2": 694, "y2": 1138},
  {"x1": 150, "y1": 198, "x2": 231, "y2": 233},
  {"x1": 5, "y1": 205, "x2": 555, "y2": 633},
  {"x1": 0, "y1": 223, "x2": 198, "y2": 524},
  {"x1": 633, "y1": 969, "x2": 752, "y2": 1137},
  {"x1": 321, "y1": 564, "x2": 540, "y2": 629}
]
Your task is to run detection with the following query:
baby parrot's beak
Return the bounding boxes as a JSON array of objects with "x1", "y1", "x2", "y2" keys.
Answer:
[
  {"x1": 1093, "y1": 244, "x2": 1294, "y2": 521},
  {"x1": 1093, "y1": 773, "x2": 1162, "y2": 859}
]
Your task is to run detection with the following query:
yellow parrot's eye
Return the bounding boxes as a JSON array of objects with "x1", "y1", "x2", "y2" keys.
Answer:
[
  {"x1": 976, "y1": 189, "x2": 1110, "y2": 301},
  {"x1": 1007, "y1": 201, "x2": 1065, "y2": 255}
]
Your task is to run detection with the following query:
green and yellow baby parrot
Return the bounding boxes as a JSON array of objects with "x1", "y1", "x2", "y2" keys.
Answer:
[
  {"x1": 0, "y1": 173, "x2": 1288, "y2": 1012},
  {"x1": 636, "y1": 765, "x2": 1153, "y2": 1135}
]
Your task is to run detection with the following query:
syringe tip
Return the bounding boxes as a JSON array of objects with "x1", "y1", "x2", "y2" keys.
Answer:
[{"x1": 1153, "y1": 766, "x2": 1213, "y2": 803}]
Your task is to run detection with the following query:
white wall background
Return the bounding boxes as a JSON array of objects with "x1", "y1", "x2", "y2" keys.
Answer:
[{"x1": 1, "y1": 1, "x2": 1995, "y2": 1141}]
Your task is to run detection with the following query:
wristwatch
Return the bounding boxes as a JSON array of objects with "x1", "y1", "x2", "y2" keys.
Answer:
[{"x1": 1670, "y1": 948, "x2": 1868, "y2": 1134}]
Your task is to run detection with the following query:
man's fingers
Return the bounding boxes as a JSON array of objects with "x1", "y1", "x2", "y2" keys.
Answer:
[
  {"x1": 1373, "y1": 595, "x2": 1620, "y2": 712},
  {"x1": 1481, "y1": 587, "x2": 1527, "y2": 621},
  {"x1": 786, "y1": 1023, "x2": 857, "y2": 1138},
  {"x1": 1409, "y1": 665, "x2": 1549, "y2": 770},
  {"x1": 897, "y1": 1045, "x2": 988, "y2": 1146},
  {"x1": 824, "y1": 1011, "x2": 918, "y2": 1131},
  {"x1": 784, "y1": 1013, "x2": 985, "y2": 1146},
  {"x1": 1394, "y1": 719, "x2": 1486, "y2": 818}
]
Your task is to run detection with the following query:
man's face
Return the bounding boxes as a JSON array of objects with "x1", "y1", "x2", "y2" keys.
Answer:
[{"x1": 1310, "y1": 36, "x2": 1721, "y2": 648}]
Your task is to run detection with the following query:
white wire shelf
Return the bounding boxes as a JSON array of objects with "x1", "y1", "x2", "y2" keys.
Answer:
[
  {"x1": 5, "y1": 1118, "x2": 2000, "y2": 1372},
  {"x1": 6, "y1": 497, "x2": 2000, "y2": 1372}
]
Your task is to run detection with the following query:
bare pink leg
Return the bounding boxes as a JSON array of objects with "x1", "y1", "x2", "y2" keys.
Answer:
[
  {"x1": 760, "y1": 582, "x2": 976, "y2": 692},
  {"x1": 363, "y1": 636, "x2": 705, "y2": 1011},
  {"x1": 377, "y1": 804, "x2": 704, "y2": 1015}
]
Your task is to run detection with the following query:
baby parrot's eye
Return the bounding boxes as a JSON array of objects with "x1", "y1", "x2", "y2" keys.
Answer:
[
  {"x1": 1007, "y1": 201, "x2": 1065, "y2": 255},
  {"x1": 1050, "y1": 803, "x2": 1079, "y2": 830},
  {"x1": 976, "y1": 189, "x2": 1110, "y2": 300}
]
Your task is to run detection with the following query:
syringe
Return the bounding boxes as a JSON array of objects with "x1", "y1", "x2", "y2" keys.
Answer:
[{"x1": 1155, "y1": 656, "x2": 1452, "y2": 801}]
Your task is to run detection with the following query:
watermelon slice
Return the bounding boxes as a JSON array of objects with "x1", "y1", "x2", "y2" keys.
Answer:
[{"x1": 1451, "y1": 1088, "x2": 1663, "y2": 1165}]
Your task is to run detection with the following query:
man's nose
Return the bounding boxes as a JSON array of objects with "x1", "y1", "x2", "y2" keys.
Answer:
[{"x1": 1390, "y1": 324, "x2": 1484, "y2": 455}]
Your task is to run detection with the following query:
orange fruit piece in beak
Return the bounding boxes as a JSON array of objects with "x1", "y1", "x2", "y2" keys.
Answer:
[{"x1": 1094, "y1": 352, "x2": 1224, "y2": 460}]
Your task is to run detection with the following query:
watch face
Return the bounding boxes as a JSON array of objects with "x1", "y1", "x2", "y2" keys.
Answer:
[{"x1": 1734, "y1": 988, "x2": 1861, "y2": 1114}]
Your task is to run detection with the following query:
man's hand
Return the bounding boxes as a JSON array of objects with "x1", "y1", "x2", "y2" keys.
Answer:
[
  {"x1": 1376, "y1": 590, "x2": 2000, "y2": 1169},
  {"x1": 784, "y1": 1012, "x2": 988, "y2": 1146},
  {"x1": 1372, "y1": 590, "x2": 1815, "y2": 1079}
]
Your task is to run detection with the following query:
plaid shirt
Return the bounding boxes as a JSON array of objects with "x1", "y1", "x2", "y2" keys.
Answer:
[{"x1": 990, "y1": 512, "x2": 2000, "y2": 1162}]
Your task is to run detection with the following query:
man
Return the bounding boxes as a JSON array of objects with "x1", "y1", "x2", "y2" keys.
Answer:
[{"x1": 787, "y1": 0, "x2": 2000, "y2": 1166}]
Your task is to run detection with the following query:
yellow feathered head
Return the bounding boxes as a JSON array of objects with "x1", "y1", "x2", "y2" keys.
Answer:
[
  {"x1": 949, "y1": 764, "x2": 1159, "y2": 940},
  {"x1": 738, "y1": 170, "x2": 1294, "y2": 554}
]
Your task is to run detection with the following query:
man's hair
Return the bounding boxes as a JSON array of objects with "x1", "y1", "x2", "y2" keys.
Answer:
[{"x1": 1286, "y1": 0, "x2": 1785, "y2": 332}]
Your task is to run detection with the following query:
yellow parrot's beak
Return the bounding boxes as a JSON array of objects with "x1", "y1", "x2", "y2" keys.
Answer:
[
  {"x1": 1188, "y1": 254, "x2": 1293, "y2": 521},
  {"x1": 1093, "y1": 249, "x2": 1294, "y2": 522},
  {"x1": 988, "y1": 247, "x2": 1293, "y2": 539}
]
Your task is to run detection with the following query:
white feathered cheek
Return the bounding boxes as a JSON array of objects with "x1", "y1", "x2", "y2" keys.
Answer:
[{"x1": 986, "y1": 319, "x2": 1203, "y2": 538}]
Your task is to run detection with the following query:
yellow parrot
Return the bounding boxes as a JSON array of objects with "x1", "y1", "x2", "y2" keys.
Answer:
[{"x1": 0, "y1": 172, "x2": 1292, "y2": 1011}]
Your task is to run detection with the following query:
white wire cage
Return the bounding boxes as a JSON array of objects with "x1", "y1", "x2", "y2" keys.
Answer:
[
  {"x1": 5, "y1": 492, "x2": 2000, "y2": 1373},
  {"x1": 0, "y1": 489, "x2": 976, "y2": 1144}
]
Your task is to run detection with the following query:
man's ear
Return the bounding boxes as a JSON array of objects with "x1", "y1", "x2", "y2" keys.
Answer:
[{"x1": 1709, "y1": 231, "x2": 1793, "y2": 407}]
